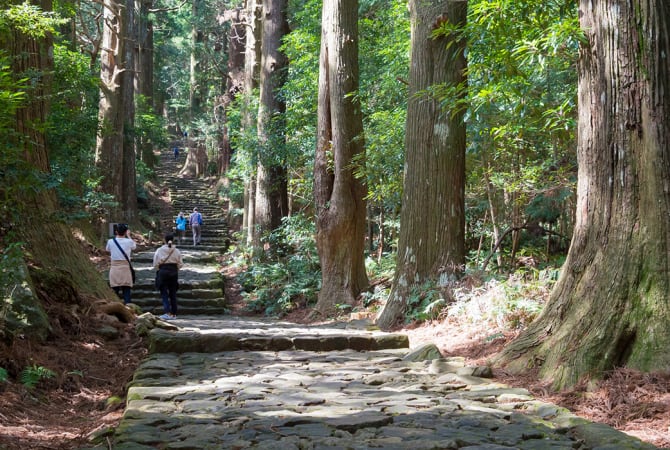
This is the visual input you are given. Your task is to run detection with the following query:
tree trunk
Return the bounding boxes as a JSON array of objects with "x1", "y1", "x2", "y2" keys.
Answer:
[
  {"x1": 95, "y1": 0, "x2": 136, "y2": 223},
  {"x1": 122, "y1": 0, "x2": 137, "y2": 222},
  {"x1": 253, "y1": 0, "x2": 289, "y2": 250},
  {"x1": 217, "y1": 8, "x2": 245, "y2": 177},
  {"x1": 500, "y1": 1, "x2": 670, "y2": 389},
  {"x1": 2, "y1": 0, "x2": 117, "y2": 341},
  {"x1": 189, "y1": 0, "x2": 204, "y2": 122},
  {"x1": 179, "y1": 144, "x2": 208, "y2": 178},
  {"x1": 95, "y1": 0, "x2": 125, "y2": 221},
  {"x1": 376, "y1": 0, "x2": 467, "y2": 330},
  {"x1": 136, "y1": 0, "x2": 155, "y2": 166},
  {"x1": 241, "y1": 0, "x2": 262, "y2": 246},
  {"x1": 314, "y1": 0, "x2": 368, "y2": 316}
]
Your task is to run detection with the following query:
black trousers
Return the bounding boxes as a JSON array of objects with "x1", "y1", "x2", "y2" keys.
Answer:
[{"x1": 158, "y1": 266, "x2": 179, "y2": 315}]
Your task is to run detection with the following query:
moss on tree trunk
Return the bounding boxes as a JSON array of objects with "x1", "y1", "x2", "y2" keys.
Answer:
[{"x1": 499, "y1": 0, "x2": 670, "y2": 389}]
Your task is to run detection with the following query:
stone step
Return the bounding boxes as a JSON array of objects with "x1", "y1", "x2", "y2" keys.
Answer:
[
  {"x1": 145, "y1": 316, "x2": 410, "y2": 354},
  {"x1": 132, "y1": 250, "x2": 221, "y2": 264},
  {"x1": 132, "y1": 288, "x2": 223, "y2": 300},
  {"x1": 131, "y1": 300, "x2": 228, "y2": 316},
  {"x1": 140, "y1": 305, "x2": 229, "y2": 316}
]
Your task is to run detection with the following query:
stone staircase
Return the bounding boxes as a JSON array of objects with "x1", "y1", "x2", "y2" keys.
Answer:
[
  {"x1": 128, "y1": 150, "x2": 230, "y2": 316},
  {"x1": 153, "y1": 150, "x2": 230, "y2": 252}
]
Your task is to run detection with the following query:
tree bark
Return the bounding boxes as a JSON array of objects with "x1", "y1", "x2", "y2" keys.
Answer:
[
  {"x1": 94, "y1": 0, "x2": 136, "y2": 223},
  {"x1": 2, "y1": 0, "x2": 118, "y2": 341},
  {"x1": 241, "y1": 0, "x2": 262, "y2": 246},
  {"x1": 122, "y1": 0, "x2": 137, "y2": 222},
  {"x1": 253, "y1": 0, "x2": 289, "y2": 249},
  {"x1": 189, "y1": 0, "x2": 205, "y2": 121},
  {"x1": 136, "y1": 0, "x2": 155, "y2": 166},
  {"x1": 500, "y1": 1, "x2": 670, "y2": 389},
  {"x1": 376, "y1": 0, "x2": 467, "y2": 330},
  {"x1": 217, "y1": 8, "x2": 245, "y2": 177},
  {"x1": 314, "y1": 0, "x2": 368, "y2": 316}
]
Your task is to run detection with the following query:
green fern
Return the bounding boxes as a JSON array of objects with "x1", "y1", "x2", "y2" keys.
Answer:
[{"x1": 20, "y1": 365, "x2": 55, "y2": 389}]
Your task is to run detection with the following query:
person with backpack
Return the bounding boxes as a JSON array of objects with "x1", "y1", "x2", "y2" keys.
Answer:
[
  {"x1": 174, "y1": 211, "x2": 188, "y2": 244},
  {"x1": 189, "y1": 207, "x2": 203, "y2": 246},
  {"x1": 106, "y1": 223, "x2": 137, "y2": 304},
  {"x1": 153, "y1": 233, "x2": 184, "y2": 320}
]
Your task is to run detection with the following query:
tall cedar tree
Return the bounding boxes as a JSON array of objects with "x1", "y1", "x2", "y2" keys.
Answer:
[
  {"x1": 3, "y1": 0, "x2": 123, "y2": 343},
  {"x1": 253, "y1": 0, "x2": 289, "y2": 248},
  {"x1": 95, "y1": 0, "x2": 137, "y2": 223},
  {"x1": 242, "y1": 0, "x2": 262, "y2": 245},
  {"x1": 314, "y1": 0, "x2": 368, "y2": 315},
  {"x1": 136, "y1": 0, "x2": 155, "y2": 166},
  {"x1": 500, "y1": 1, "x2": 670, "y2": 389},
  {"x1": 217, "y1": 9, "x2": 245, "y2": 176},
  {"x1": 376, "y1": 0, "x2": 467, "y2": 329}
]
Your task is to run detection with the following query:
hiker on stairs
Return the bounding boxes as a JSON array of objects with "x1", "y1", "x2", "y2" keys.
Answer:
[
  {"x1": 153, "y1": 233, "x2": 184, "y2": 320},
  {"x1": 175, "y1": 212, "x2": 187, "y2": 244},
  {"x1": 189, "y1": 207, "x2": 203, "y2": 246}
]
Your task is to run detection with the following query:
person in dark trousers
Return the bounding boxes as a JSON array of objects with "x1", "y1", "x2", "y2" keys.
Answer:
[
  {"x1": 106, "y1": 223, "x2": 136, "y2": 304},
  {"x1": 189, "y1": 207, "x2": 203, "y2": 245},
  {"x1": 153, "y1": 233, "x2": 184, "y2": 320},
  {"x1": 173, "y1": 146, "x2": 179, "y2": 160}
]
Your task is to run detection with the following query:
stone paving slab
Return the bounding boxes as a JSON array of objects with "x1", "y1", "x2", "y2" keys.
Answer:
[
  {"x1": 146, "y1": 316, "x2": 411, "y2": 353},
  {"x1": 100, "y1": 345, "x2": 657, "y2": 450}
]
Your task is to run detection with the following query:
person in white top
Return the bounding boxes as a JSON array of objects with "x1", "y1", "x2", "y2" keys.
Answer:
[
  {"x1": 105, "y1": 224, "x2": 137, "y2": 304},
  {"x1": 153, "y1": 233, "x2": 184, "y2": 320}
]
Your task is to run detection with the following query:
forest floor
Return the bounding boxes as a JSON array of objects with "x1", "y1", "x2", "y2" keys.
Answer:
[{"x1": 1, "y1": 237, "x2": 669, "y2": 448}]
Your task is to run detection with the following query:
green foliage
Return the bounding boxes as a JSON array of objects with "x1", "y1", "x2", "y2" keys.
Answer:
[
  {"x1": 0, "y1": 2, "x2": 67, "y2": 38},
  {"x1": 47, "y1": 44, "x2": 100, "y2": 221},
  {"x1": 365, "y1": 253, "x2": 396, "y2": 281},
  {"x1": 135, "y1": 95, "x2": 169, "y2": 151},
  {"x1": 20, "y1": 364, "x2": 55, "y2": 389},
  {"x1": 0, "y1": 52, "x2": 32, "y2": 227},
  {"x1": 525, "y1": 187, "x2": 572, "y2": 224},
  {"x1": 106, "y1": 395, "x2": 123, "y2": 407},
  {"x1": 463, "y1": 0, "x2": 579, "y2": 271},
  {"x1": 238, "y1": 215, "x2": 321, "y2": 316},
  {"x1": 0, "y1": 367, "x2": 7, "y2": 383},
  {"x1": 405, "y1": 281, "x2": 446, "y2": 323}
]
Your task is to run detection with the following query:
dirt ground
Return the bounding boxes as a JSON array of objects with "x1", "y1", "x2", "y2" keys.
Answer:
[{"x1": 0, "y1": 264, "x2": 668, "y2": 449}]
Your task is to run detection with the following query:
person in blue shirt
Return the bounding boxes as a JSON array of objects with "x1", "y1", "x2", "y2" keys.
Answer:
[{"x1": 175, "y1": 212, "x2": 188, "y2": 244}]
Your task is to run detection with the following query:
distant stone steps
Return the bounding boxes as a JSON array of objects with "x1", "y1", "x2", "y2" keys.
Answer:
[{"x1": 120, "y1": 151, "x2": 232, "y2": 317}]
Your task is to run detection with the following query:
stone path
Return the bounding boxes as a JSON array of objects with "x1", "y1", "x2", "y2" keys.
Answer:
[
  {"x1": 95, "y1": 150, "x2": 658, "y2": 449},
  {"x1": 96, "y1": 317, "x2": 657, "y2": 449}
]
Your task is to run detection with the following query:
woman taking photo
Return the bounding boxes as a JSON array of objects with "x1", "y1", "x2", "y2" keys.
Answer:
[{"x1": 106, "y1": 224, "x2": 137, "y2": 304}]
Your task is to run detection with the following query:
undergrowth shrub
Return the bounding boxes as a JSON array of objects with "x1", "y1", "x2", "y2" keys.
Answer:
[
  {"x1": 20, "y1": 364, "x2": 55, "y2": 389},
  {"x1": 238, "y1": 215, "x2": 321, "y2": 316},
  {"x1": 446, "y1": 266, "x2": 556, "y2": 330}
]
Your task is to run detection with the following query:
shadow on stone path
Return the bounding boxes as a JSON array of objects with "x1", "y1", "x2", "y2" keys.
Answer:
[{"x1": 90, "y1": 316, "x2": 658, "y2": 450}]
